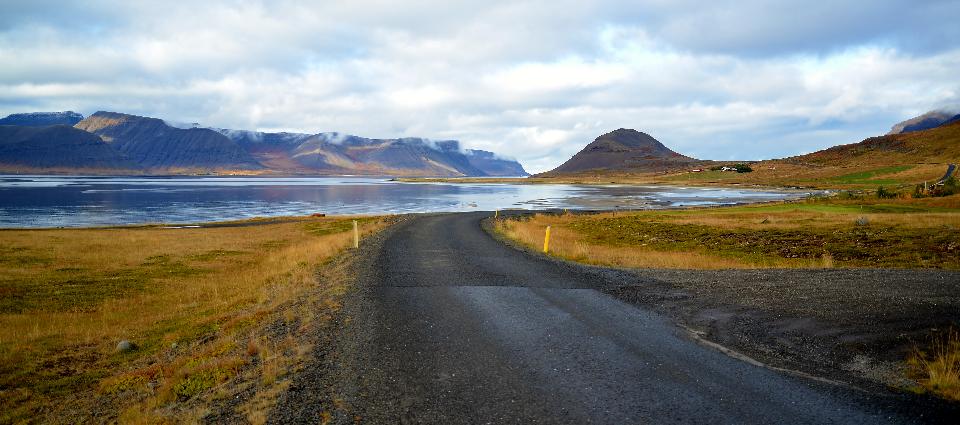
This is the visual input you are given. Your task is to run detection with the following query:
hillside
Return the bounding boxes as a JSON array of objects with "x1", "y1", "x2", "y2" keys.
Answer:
[
  {"x1": 650, "y1": 120, "x2": 960, "y2": 189},
  {"x1": 795, "y1": 120, "x2": 960, "y2": 166},
  {"x1": 0, "y1": 125, "x2": 135, "y2": 171},
  {"x1": 75, "y1": 112, "x2": 262, "y2": 172},
  {"x1": 539, "y1": 128, "x2": 698, "y2": 176},
  {"x1": 888, "y1": 110, "x2": 960, "y2": 134},
  {"x1": 0, "y1": 111, "x2": 84, "y2": 127}
]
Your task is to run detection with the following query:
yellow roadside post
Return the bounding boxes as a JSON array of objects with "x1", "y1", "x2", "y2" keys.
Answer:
[
  {"x1": 494, "y1": 209, "x2": 499, "y2": 219},
  {"x1": 543, "y1": 225, "x2": 551, "y2": 253},
  {"x1": 353, "y1": 220, "x2": 359, "y2": 249}
]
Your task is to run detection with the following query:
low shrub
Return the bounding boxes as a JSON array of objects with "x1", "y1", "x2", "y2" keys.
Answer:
[
  {"x1": 913, "y1": 184, "x2": 929, "y2": 199},
  {"x1": 908, "y1": 329, "x2": 960, "y2": 401},
  {"x1": 940, "y1": 177, "x2": 958, "y2": 197},
  {"x1": 876, "y1": 186, "x2": 898, "y2": 199},
  {"x1": 837, "y1": 191, "x2": 864, "y2": 200}
]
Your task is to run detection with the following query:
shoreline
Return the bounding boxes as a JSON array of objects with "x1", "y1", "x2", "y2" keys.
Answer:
[
  {"x1": 1, "y1": 175, "x2": 816, "y2": 230},
  {"x1": 1, "y1": 171, "x2": 896, "y2": 191},
  {"x1": 0, "y1": 214, "x2": 379, "y2": 231},
  {"x1": 0, "y1": 195, "x2": 814, "y2": 231}
]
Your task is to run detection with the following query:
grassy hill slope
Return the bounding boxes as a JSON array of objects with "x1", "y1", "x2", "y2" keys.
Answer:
[{"x1": 655, "y1": 121, "x2": 960, "y2": 189}]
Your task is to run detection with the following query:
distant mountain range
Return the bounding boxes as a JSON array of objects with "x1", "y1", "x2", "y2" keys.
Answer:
[
  {"x1": 214, "y1": 128, "x2": 527, "y2": 176},
  {"x1": 5, "y1": 107, "x2": 955, "y2": 178},
  {"x1": 0, "y1": 111, "x2": 528, "y2": 176}
]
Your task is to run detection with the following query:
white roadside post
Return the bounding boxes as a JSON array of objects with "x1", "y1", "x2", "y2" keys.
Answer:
[{"x1": 353, "y1": 220, "x2": 359, "y2": 249}]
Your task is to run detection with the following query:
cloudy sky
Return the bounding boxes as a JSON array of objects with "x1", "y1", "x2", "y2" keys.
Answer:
[{"x1": 2, "y1": 1, "x2": 959, "y2": 172}]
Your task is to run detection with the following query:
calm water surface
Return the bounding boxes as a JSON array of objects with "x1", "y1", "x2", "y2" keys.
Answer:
[{"x1": 0, "y1": 175, "x2": 808, "y2": 227}]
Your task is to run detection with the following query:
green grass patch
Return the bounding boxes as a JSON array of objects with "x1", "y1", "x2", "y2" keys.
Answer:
[
  {"x1": 0, "y1": 246, "x2": 53, "y2": 267},
  {"x1": 726, "y1": 202, "x2": 941, "y2": 214},
  {"x1": 621, "y1": 201, "x2": 951, "y2": 218},
  {"x1": 172, "y1": 359, "x2": 246, "y2": 400},
  {"x1": 826, "y1": 165, "x2": 915, "y2": 185},
  {"x1": 662, "y1": 170, "x2": 738, "y2": 182},
  {"x1": 188, "y1": 249, "x2": 246, "y2": 262},
  {"x1": 0, "y1": 257, "x2": 205, "y2": 314}
]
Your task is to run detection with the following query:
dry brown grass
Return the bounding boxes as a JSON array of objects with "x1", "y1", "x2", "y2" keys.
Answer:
[
  {"x1": 0, "y1": 216, "x2": 389, "y2": 423},
  {"x1": 908, "y1": 329, "x2": 960, "y2": 401},
  {"x1": 495, "y1": 213, "x2": 804, "y2": 269},
  {"x1": 665, "y1": 208, "x2": 960, "y2": 230},
  {"x1": 494, "y1": 195, "x2": 960, "y2": 270}
]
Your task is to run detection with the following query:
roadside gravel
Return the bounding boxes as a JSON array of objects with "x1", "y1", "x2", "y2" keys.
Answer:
[
  {"x1": 606, "y1": 268, "x2": 960, "y2": 391},
  {"x1": 268, "y1": 215, "x2": 414, "y2": 424}
]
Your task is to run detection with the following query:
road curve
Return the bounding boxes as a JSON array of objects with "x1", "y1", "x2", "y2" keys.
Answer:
[
  {"x1": 937, "y1": 163, "x2": 956, "y2": 184},
  {"x1": 277, "y1": 212, "x2": 925, "y2": 424}
]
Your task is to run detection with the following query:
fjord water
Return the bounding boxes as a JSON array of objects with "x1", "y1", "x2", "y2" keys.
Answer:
[{"x1": 0, "y1": 175, "x2": 801, "y2": 228}]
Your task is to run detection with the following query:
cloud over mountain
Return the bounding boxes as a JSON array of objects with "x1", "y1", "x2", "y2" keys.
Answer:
[{"x1": 1, "y1": 1, "x2": 958, "y2": 172}]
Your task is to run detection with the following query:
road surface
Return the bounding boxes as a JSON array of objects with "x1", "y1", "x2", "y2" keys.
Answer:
[
  {"x1": 937, "y1": 163, "x2": 956, "y2": 184},
  {"x1": 273, "y1": 212, "x2": 938, "y2": 424}
]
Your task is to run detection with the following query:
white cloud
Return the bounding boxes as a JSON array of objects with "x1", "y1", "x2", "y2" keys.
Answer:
[{"x1": 1, "y1": 1, "x2": 959, "y2": 172}]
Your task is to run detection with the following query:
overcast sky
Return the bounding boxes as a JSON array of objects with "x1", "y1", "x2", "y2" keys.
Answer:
[{"x1": 2, "y1": 1, "x2": 959, "y2": 172}]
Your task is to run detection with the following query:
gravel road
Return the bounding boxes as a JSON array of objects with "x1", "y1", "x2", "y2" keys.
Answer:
[{"x1": 271, "y1": 212, "x2": 956, "y2": 424}]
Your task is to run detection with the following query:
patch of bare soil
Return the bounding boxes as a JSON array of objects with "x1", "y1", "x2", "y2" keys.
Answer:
[{"x1": 605, "y1": 268, "x2": 960, "y2": 397}]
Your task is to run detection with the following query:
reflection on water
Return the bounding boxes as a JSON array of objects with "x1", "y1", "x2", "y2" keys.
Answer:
[{"x1": 0, "y1": 175, "x2": 809, "y2": 228}]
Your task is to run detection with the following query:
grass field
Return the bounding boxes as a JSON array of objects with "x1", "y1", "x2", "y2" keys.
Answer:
[
  {"x1": 0, "y1": 216, "x2": 388, "y2": 423},
  {"x1": 495, "y1": 195, "x2": 960, "y2": 270},
  {"x1": 823, "y1": 165, "x2": 916, "y2": 185}
]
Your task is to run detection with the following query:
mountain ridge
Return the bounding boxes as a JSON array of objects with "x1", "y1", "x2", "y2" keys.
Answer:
[
  {"x1": 75, "y1": 111, "x2": 263, "y2": 171},
  {"x1": 0, "y1": 124, "x2": 136, "y2": 170},
  {"x1": 888, "y1": 109, "x2": 960, "y2": 135},
  {"x1": 0, "y1": 111, "x2": 84, "y2": 127},
  {"x1": 214, "y1": 128, "x2": 528, "y2": 176},
  {"x1": 0, "y1": 110, "x2": 528, "y2": 176}
]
